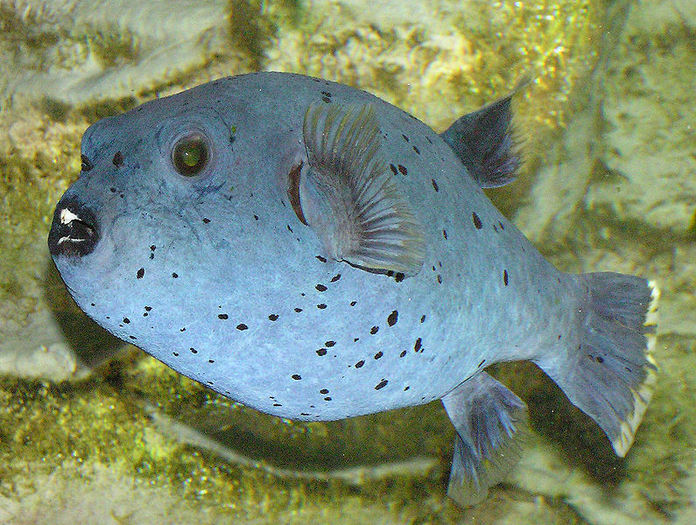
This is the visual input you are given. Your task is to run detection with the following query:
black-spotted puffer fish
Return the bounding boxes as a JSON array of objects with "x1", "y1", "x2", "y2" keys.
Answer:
[{"x1": 48, "y1": 72, "x2": 659, "y2": 506}]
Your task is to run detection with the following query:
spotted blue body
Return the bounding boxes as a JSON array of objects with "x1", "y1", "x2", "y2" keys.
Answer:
[{"x1": 49, "y1": 72, "x2": 659, "y2": 506}]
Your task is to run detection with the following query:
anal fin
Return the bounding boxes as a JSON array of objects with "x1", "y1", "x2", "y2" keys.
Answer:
[{"x1": 442, "y1": 371, "x2": 528, "y2": 507}]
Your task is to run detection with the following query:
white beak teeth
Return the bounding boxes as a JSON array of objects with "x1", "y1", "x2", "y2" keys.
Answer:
[{"x1": 60, "y1": 207, "x2": 82, "y2": 225}]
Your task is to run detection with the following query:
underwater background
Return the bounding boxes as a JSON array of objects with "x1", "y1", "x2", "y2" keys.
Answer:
[{"x1": 0, "y1": 0, "x2": 694, "y2": 523}]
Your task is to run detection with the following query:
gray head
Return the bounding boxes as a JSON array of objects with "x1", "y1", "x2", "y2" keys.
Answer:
[{"x1": 47, "y1": 85, "x2": 302, "y2": 348}]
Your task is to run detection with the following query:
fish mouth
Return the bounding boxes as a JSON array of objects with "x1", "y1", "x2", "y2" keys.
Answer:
[{"x1": 48, "y1": 196, "x2": 99, "y2": 258}]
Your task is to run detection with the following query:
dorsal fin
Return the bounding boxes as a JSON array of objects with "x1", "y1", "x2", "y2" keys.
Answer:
[
  {"x1": 296, "y1": 101, "x2": 425, "y2": 276},
  {"x1": 440, "y1": 95, "x2": 519, "y2": 188}
]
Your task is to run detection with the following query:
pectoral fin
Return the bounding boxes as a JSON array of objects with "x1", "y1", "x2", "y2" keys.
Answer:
[{"x1": 294, "y1": 101, "x2": 425, "y2": 276}]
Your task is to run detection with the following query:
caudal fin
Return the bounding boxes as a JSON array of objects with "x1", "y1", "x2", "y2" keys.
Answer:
[{"x1": 535, "y1": 272, "x2": 659, "y2": 456}]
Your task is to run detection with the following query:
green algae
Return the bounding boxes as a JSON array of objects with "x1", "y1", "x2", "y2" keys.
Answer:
[{"x1": 0, "y1": 349, "x2": 453, "y2": 522}]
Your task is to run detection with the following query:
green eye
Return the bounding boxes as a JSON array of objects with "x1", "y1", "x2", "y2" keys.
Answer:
[{"x1": 172, "y1": 134, "x2": 209, "y2": 176}]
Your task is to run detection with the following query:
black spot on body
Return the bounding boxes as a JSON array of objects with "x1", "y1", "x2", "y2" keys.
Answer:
[
  {"x1": 402, "y1": 134, "x2": 409, "y2": 142},
  {"x1": 400, "y1": 350, "x2": 407, "y2": 358},
  {"x1": 350, "y1": 301, "x2": 357, "y2": 306},
  {"x1": 173, "y1": 352, "x2": 179, "y2": 357},
  {"x1": 112, "y1": 151, "x2": 124, "y2": 167},
  {"x1": 413, "y1": 145, "x2": 420, "y2": 154},
  {"x1": 397, "y1": 164, "x2": 407, "y2": 175},
  {"x1": 437, "y1": 275, "x2": 442, "y2": 284},
  {"x1": 370, "y1": 326, "x2": 379, "y2": 335},
  {"x1": 503, "y1": 269, "x2": 509, "y2": 286},
  {"x1": 136, "y1": 268, "x2": 144, "y2": 279},
  {"x1": 172, "y1": 273, "x2": 178, "y2": 278},
  {"x1": 325, "y1": 341, "x2": 336, "y2": 347},
  {"x1": 122, "y1": 317, "x2": 130, "y2": 324},
  {"x1": 203, "y1": 218, "x2": 210, "y2": 224},
  {"x1": 292, "y1": 374, "x2": 302, "y2": 380},
  {"x1": 294, "y1": 308, "x2": 303, "y2": 313},
  {"x1": 320, "y1": 388, "x2": 329, "y2": 394},
  {"x1": 375, "y1": 379, "x2": 388, "y2": 390},
  {"x1": 355, "y1": 360, "x2": 365, "y2": 368},
  {"x1": 316, "y1": 284, "x2": 327, "y2": 292},
  {"x1": 218, "y1": 314, "x2": 228, "y2": 320},
  {"x1": 322, "y1": 96, "x2": 331, "y2": 103},
  {"x1": 431, "y1": 179, "x2": 439, "y2": 192},
  {"x1": 268, "y1": 314, "x2": 279, "y2": 321},
  {"x1": 81, "y1": 154, "x2": 93, "y2": 172},
  {"x1": 442, "y1": 229, "x2": 448, "y2": 240},
  {"x1": 374, "y1": 351, "x2": 383, "y2": 359},
  {"x1": 390, "y1": 164, "x2": 398, "y2": 175},
  {"x1": 499, "y1": 221, "x2": 505, "y2": 230},
  {"x1": 190, "y1": 347, "x2": 197, "y2": 354},
  {"x1": 472, "y1": 212, "x2": 483, "y2": 229},
  {"x1": 317, "y1": 304, "x2": 327, "y2": 309},
  {"x1": 394, "y1": 273, "x2": 405, "y2": 283},
  {"x1": 420, "y1": 315, "x2": 426, "y2": 323},
  {"x1": 478, "y1": 359, "x2": 486, "y2": 367},
  {"x1": 330, "y1": 274, "x2": 341, "y2": 282},
  {"x1": 236, "y1": 323, "x2": 248, "y2": 330},
  {"x1": 414, "y1": 338, "x2": 422, "y2": 352},
  {"x1": 597, "y1": 356, "x2": 604, "y2": 363},
  {"x1": 324, "y1": 396, "x2": 332, "y2": 401},
  {"x1": 387, "y1": 310, "x2": 398, "y2": 326},
  {"x1": 315, "y1": 255, "x2": 327, "y2": 263},
  {"x1": 316, "y1": 348, "x2": 327, "y2": 356}
]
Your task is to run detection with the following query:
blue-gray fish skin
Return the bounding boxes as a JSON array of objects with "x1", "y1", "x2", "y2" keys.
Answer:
[{"x1": 48, "y1": 72, "x2": 659, "y2": 506}]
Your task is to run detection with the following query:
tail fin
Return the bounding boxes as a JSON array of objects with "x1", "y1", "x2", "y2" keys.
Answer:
[{"x1": 535, "y1": 272, "x2": 659, "y2": 456}]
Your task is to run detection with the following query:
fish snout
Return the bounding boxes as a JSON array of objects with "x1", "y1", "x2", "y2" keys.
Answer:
[{"x1": 48, "y1": 196, "x2": 99, "y2": 258}]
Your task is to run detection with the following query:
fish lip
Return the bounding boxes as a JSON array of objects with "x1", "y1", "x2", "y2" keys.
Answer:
[{"x1": 48, "y1": 195, "x2": 100, "y2": 258}]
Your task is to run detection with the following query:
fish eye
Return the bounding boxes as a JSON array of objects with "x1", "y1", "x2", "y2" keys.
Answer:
[{"x1": 172, "y1": 133, "x2": 209, "y2": 176}]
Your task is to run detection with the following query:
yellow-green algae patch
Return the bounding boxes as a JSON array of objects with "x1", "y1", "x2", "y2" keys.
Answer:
[
  {"x1": 0, "y1": 348, "x2": 449, "y2": 521},
  {"x1": 267, "y1": 0, "x2": 605, "y2": 159},
  {"x1": 2, "y1": 345, "x2": 602, "y2": 522}
]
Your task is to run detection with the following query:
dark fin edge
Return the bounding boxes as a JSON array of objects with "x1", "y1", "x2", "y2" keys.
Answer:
[
  {"x1": 442, "y1": 371, "x2": 528, "y2": 507},
  {"x1": 440, "y1": 95, "x2": 520, "y2": 188},
  {"x1": 535, "y1": 274, "x2": 659, "y2": 457}
]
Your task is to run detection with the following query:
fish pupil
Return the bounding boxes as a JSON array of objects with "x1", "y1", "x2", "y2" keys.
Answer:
[{"x1": 173, "y1": 134, "x2": 209, "y2": 176}]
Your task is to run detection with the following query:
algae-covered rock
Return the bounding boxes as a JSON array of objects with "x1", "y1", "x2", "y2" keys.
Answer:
[{"x1": 1, "y1": 0, "x2": 694, "y2": 523}]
